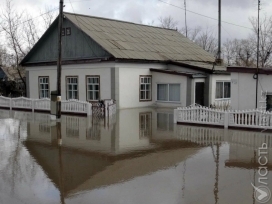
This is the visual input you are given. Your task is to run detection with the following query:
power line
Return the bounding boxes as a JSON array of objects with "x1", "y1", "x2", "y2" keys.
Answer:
[
  {"x1": 158, "y1": 0, "x2": 254, "y2": 31},
  {"x1": 0, "y1": 7, "x2": 59, "y2": 34}
]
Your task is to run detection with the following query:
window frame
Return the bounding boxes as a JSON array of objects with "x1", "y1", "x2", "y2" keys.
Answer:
[
  {"x1": 86, "y1": 75, "x2": 100, "y2": 102},
  {"x1": 38, "y1": 76, "x2": 50, "y2": 99},
  {"x1": 215, "y1": 81, "x2": 231, "y2": 100},
  {"x1": 66, "y1": 76, "x2": 79, "y2": 100},
  {"x1": 139, "y1": 75, "x2": 152, "y2": 102},
  {"x1": 157, "y1": 83, "x2": 181, "y2": 102},
  {"x1": 66, "y1": 27, "x2": 71, "y2": 36}
]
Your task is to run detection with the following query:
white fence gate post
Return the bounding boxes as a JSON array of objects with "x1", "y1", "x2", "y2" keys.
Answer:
[
  {"x1": 9, "y1": 97, "x2": 12, "y2": 110},
  {"x1": 224, "y1": 112, "x2": 229, "y2": 129},
  {"x1": 31, "y1": 99, "x2": 35, "y2": 112},
  {"x1": 87, "y1": 103, "x2": 92, "y2": 116},
  {"x1": 174, "y1": 109, "x2": 178, "y2": 123}
]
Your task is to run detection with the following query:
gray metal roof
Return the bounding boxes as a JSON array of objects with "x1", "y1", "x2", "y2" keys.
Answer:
[{"x1": 64, "y1": 12, "x2": 216, "y2": 63}]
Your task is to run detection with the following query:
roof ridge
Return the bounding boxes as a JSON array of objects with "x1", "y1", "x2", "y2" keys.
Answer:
[{"x1": 63, "y1": 12, "x2": 179, "y2": 32}]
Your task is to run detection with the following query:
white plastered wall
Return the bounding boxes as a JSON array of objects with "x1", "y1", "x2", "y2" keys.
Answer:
[
  {"x1": 152, "y1": 72, "x2": 187, "y2": 108},
  {"x1": 231, "y1": 72, "x2": 272, "y2": 110},
  {"x1": 27, "y1": 63, "x2": 113, "y2": 100}
]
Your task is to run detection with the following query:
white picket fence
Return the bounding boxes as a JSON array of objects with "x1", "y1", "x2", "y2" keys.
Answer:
[
  {"x1": 0, "y1": 96, "x2": 92, "y2": 116},
  {"x1": 0, "y1": 96, "x2": 47, "y2": 111},
  {"x1": 61, "y1": 99, "x2": 92, "y2": 115},
  {"x1": 174, "y1": 106, "x2": 272, "y2": 130}
]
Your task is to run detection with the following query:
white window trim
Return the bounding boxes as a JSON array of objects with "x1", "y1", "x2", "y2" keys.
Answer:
[
  {"x1": 39, "y1": 76, "x2": 49, "y2": 99},
  {"x1": 140, "y1": 76, "x2": 152, "y2": 101},
  {"x1": 156, "y1": 83, "x2": 181, "y2": 103},
  {"x1": 86, "y1": 76, "x2": 100, "y2": 101},
  {"x1": 215, "y1": 81, "x2": 231, "y2": 100},
  {"x1": 66, "y1": 76, "x2": 78, "y2": 100}
]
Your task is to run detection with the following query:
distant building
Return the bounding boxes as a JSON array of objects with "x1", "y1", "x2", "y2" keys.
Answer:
[{"x1": 21, "y1": 12, "x2": 230, "y2": 109}]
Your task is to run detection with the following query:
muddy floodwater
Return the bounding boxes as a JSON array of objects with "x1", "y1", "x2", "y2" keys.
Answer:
[{"x1": 0, "y1": 108, "x2": 272, "y2": 204}]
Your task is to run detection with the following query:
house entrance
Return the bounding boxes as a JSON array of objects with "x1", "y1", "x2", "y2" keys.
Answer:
[
  {"x1": 267, "y1": 95, "x2": 272, "y2": 111},
  {"x1": 195, "y1": 82, "x2": 205, "y2": 106}
]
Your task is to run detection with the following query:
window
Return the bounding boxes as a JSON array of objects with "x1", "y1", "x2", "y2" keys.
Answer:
[
  {"x1": 157, "y1": 84, "x2": 180, "y2": 102},
  {"x1": 140, "y1": 76, "x2": 152, "y2": 101},
  {"x1": 66, "y1": 77, "x2": 78, "y2": 100},
  {"x1": 216, "y1": 81, "x2": 231, "y2": 99},
  {"x1": 66, "y1": 27, "x2": 71, "y2": 35},
  {"x1": 86, "y1": 76, "x2": 100, "y2": 101},
  {"x1": 39, "y1": 77, "x2": 49, "y2": 98}
]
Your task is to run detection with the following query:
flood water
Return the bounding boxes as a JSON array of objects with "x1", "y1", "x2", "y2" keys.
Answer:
[{"x1": 0, "y1": 108, "x2": 272, "y2": 204}]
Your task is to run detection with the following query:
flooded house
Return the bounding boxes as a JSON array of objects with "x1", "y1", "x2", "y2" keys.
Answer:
[{"x1": 20, "y1": 12, "x2": 230, "y2": 109}]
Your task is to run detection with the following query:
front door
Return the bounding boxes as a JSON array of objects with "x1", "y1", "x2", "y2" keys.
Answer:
[
  {"x1": 267, "y1": 95, "x2": 272, "y2": 111},
  {"x1": 195, "y1": 82, "x2": 205, "y2": 106}
]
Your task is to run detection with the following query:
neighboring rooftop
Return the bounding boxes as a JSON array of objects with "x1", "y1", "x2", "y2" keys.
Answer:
[
  {"x1": 0, "y1": 67, "x2": 25, "y2": 81},
  {"x1": 64, "y1": 12, "x2": 216, "y2": 63}
]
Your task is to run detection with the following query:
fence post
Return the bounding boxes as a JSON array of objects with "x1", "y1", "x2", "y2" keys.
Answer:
[
  {"x1": 87, "y1": 103, "x2": 92, "y2": 116},
  {"x1": 31, "y1": 99, "x2": 35, "y2": 112},
  {"x1": 224, "y1": 111, "x2": 229, "y2": 129},
  {"x1": 9, "y1": 97, "x2": 12, "y2": 110}
]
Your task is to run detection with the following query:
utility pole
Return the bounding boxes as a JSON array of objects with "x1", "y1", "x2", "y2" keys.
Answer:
[
  {"x1": 57, "y1": 0, "x2": 64, "y2": 118},
  {"x1": 255, "y1": 0, "x2": 260, "y2": 109},
  {"x1": 218, "y1": 0, "x2": 221, "y2": 62},
  {"x1": 184, "y1": 0, "x2": 187, "y2": 38}
]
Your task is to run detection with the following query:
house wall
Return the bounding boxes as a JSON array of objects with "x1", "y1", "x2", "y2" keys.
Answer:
[
  {"x1": 152, "y1": 72, "x2": 187, "y2": 107},
  {"x1": 209, "y1": 74, "x2": 231, "y2": 105},
  {"x1": 25, "y1": 18, "x2": 111, "y2": 63},
  {"x1": 27, "y1": 63, "x2": 113, "y2": 100},
  {"x1": 116, "y1": 63, "x2": 166, "y2": 109},
  {"x1": 231, "y1": 72, "x2": 272, "y2": 110}
]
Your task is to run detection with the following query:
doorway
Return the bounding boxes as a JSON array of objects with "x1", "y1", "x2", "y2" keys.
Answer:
[
  {"x1": 195, "y1": 82, "x2": 205, "y2": 106},
  {"x1": 267, "y1": 95, "x2": 272, "y2": 111}
]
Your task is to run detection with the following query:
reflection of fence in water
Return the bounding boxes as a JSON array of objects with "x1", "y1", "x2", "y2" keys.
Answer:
[
  {"x1": 39, "y1": 123, "x2": 50, "y2": 133},
  {"x1": 0, "y1": 109, "x2": 11, "y2": 119},
  {"x1": 175, "y1": 125, "x2": 224, "y2": 145},
  {"x1": 86, "y1": 119, "x2": 101, "y2": 141},
  {"x1": 65, "y1": 116, "x2": 80, "y2": 138},
  {"x1": 228, "y1": 130, "x2": 272, "y2": 148}
]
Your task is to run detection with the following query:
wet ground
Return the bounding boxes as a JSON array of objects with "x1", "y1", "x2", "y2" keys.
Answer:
[{"x1": 0, "y1": 108, "x2": 272, "y2": 204}]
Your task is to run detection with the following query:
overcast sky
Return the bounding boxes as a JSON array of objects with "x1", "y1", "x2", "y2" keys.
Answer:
[{"x1": 5, "y1": 0, "x2": 272, "y2": 42}]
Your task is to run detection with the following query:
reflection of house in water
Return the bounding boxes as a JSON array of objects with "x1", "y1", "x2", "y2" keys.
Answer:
[
  {"x1": 225, "y1": 130, "x2": 272, "y2": 169},
  {"x1": 4, "y1": 107, "x2": 272, "y2": 201},
  {"x1": 21, "y1": 108, "x2": 205, "y2": 199}
]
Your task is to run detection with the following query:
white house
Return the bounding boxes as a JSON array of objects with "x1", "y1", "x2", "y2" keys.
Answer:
[
  {"x1": 21, "y1": 12, "x2": 230, "y2": 109},
  {"x1": 227, "y1": 66, "x2": 272, "y2": 111}
]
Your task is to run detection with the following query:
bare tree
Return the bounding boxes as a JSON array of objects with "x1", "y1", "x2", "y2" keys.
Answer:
[
  {"x1": 40, "y1": 6, "x2": 58, "y2": 30},
  {"x1": 158, "y1": 16, "x2": 178, "y2": 30},
  {"x1": 249, "y1": 15, "x2": 272, "y2": 68},
  {"x1": 0, "y1": 0, "x2": 27, "y2": 95}
]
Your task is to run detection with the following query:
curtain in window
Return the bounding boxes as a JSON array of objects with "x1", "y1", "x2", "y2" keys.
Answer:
[
  {"x1": 224, "y1": 82, "x2": 231, "y2": 98},
  {"x1": 157, "y1": 84, "x2": 168, "y2": 101},
  {"x1": 216, "y1": 82, "x2": 223, "y2": 98},
  {"x1": 169, "y1": 84, "x2": 180, "y2": 101}
]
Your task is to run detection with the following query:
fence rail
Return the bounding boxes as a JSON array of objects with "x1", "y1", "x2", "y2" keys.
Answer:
[
  {"x1": 175, "y1": 106, "x2": 272, "y2": 130},
  {"x1": 0, "y1": 96, "x2": 117, "y2": 117}
]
